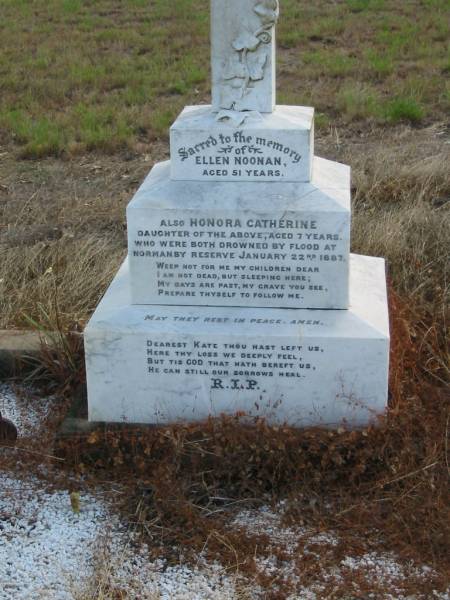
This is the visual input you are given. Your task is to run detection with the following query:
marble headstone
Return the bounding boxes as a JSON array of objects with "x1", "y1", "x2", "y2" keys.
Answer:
[{"x1": 85, "y1": 0, "x2": 390, "y2": 427}]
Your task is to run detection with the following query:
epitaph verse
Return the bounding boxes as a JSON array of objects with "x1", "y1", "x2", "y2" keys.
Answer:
[{"x1": 128, "y1": 212, "x2": 350, "y2": 309}]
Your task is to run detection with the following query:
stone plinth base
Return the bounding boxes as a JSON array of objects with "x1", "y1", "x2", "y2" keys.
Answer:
[
  {"x1": 127, "y1": 157, "x2": 350, "y2": 309},
  {"x1": 85, "y1": 254, "x2": 389, "y2": 428},
  {"x1": 170, "y1": 105, "x2": 314, "y2": 182}
]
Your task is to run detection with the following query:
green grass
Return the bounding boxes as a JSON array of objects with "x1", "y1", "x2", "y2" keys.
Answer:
[
  {"x1": 336, "y1": 86, "x2": 426, "y2": 124},
  {"x1": 383, "y1": 97, "x2": 425, "y2": 124},
  {"x1": 302, "y1": 50, "x2": 357, "y2": 77},
  {"x1": 0, "y1": 110, "x2": 66, "y2": 158},
  {"x1": 346, "y1": 0, "x2": 386, "y2": 13},
  {"x1": 443, "y1": 82, "x2": 450, "y2": 109},
  {"x1": 366, "y1": 50, "x2": 394, "y2": 78},
  {"x1": 0, "y1": 0, "x2": 448, "y2": 157},
  {"x1": 337, "y1": 85, "x2": 380, "y2": 120},
  {"x1": 314, "y1": 112, "x2": 331, "y2": 130}
]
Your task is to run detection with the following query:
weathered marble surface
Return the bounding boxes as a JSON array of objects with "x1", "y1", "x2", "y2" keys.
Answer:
[
  {"x1": 170, "y1": 105, "x2": 314, "y2": 182},
  {"x1": 85, "y1": 254, "x2": 390, "y2": 428},
  {"x1": 211, "y1": 0, "x2": 278, "y2": 113},
  {"x1": 127, "y1": 157, "x2": 350, "y2": 309}
]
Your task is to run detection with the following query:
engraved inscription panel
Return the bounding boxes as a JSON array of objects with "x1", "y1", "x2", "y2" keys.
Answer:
[
  {"x1": 172, "y1": 129, "x2": 311, "y2": 182},
  {"x1": 128, "y1": 210, "x2": 350, "y2": 309},
  {"x1": 86, "y1": 255, "x2": 391, "y2": 428},
  {"x1": 170, "y1": 105, "x2": 314, "y2": 183}
]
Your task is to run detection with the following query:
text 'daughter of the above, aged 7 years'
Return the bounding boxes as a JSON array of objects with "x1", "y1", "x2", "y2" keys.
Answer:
[{"x1": 85, "y1": 0, "x2": 390, "y2": 428}]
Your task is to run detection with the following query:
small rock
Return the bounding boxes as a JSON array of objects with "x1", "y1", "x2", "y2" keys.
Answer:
[
  {"x1": 0, "y1": 412, "x2": 18, "y2": 444},
  {"x1": 431, "y1": 197, "x2": 449, "y2": 208}
]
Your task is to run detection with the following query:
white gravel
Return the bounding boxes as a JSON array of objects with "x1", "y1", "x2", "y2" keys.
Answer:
[
  {"x1": 1, "y1": 474, "x2": 106, "y2": 599},
  {"x1": 0, "y1": 386, "x2": 448, "y2": 599},
  {"x1": 231, "y1": 506, "x2": 450, "y2": 600},
  {"x1": 0, "y1": 473, "x2": 242, "y2": 600},
  {"x1": 0, "y1": 383, "x2": 54, "y2": 437},
  {"x1": 0, "y1": 386, "x2": 242, "y2": 599},
  {"x1": 1, "y1": 476, "x2": 448, "y2": 600}
]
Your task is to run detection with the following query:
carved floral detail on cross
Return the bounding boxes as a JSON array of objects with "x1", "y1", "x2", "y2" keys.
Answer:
[{"x1": 219, "y1": 0, "x2": 279, "y2": 112}]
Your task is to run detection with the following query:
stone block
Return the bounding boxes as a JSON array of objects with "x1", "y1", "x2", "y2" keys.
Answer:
[
  {"x1": 127, "y1": 156, "x2": 351, "y2": 309},
  {"x1": 170, "y1": 105, "x2": 314, "y2": 182},
  {"x1": 85, "y1": 254, "x2": 390, "y2": 428}
]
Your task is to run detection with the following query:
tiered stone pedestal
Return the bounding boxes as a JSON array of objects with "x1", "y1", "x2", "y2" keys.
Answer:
[
  {"x1": 85, "y1": 254, "x2": 389, "y2": 427},
  {"x1": 86, "y1": 101, "x2": 390, "y2": 427}
]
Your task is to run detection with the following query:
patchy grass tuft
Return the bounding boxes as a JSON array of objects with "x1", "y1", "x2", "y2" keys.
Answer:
[
  {"x1": 337, "y1": 84, "x2": 379, "y2": 120},
  {"x1": 383, "y1": 97, "x2": 426, "y2": 124}
]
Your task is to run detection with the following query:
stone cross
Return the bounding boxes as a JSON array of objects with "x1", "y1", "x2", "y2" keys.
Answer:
[{"x1": 211, "y1": 0, "x2": 279, "y2": 114}]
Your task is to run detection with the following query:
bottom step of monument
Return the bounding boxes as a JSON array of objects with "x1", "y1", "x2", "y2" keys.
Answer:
[{"x1": 85, "y1": 254, "x2": 389, "y2": 428}]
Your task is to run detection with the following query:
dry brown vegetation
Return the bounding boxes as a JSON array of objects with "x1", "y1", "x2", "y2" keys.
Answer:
[{"x1": 55, "y1": 285, "x2": 449, "y2": 599}]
